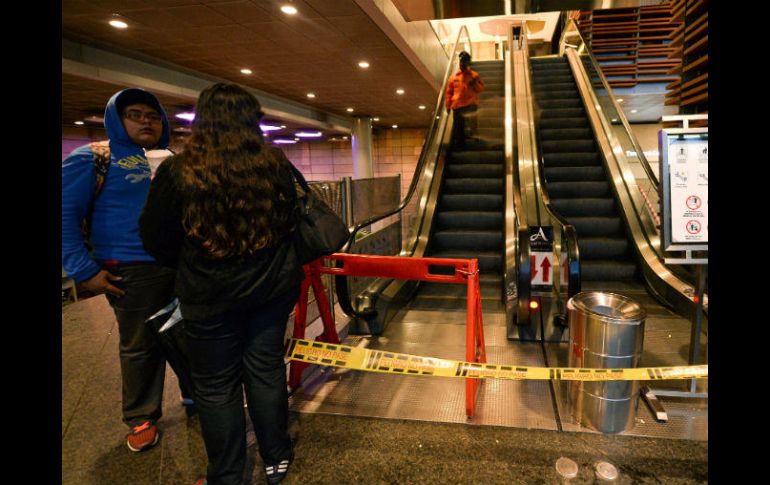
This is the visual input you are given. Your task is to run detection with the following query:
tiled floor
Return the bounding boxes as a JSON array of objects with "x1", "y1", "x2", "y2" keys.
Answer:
[{"x1": 62, "y1": 296, "x2": 708, "y2": 484}]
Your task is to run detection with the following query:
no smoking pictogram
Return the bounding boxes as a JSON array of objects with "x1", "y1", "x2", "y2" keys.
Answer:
[
  {"x1": 686, "y1": 195, "x2": 701, "y2": 210},
  {"x1": 685, "y1": 220, "x2": 701, "y2": 234}
]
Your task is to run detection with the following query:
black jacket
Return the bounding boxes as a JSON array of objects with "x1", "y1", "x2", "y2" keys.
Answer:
[{"x1": 139, "y1": 149, "x2": 304, "y2": 321}]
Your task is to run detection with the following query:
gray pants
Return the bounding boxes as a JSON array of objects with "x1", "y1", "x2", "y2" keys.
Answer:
[{"x1": 106, "y1": 263, "x2": 177, "y2": 427}]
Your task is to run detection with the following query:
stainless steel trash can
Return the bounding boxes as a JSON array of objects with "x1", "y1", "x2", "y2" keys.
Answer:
[{"x1": 567, "y1": 291, "x2": 646, "y2": 433}]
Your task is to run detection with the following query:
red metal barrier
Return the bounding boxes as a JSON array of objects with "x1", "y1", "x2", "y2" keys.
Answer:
[{"x1": 289, "y1": 253, "x2": 487, "y2": 418}]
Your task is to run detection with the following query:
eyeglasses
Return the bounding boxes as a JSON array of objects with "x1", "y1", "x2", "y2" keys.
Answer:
[{"x1": 123, "y1": 109, "x2": 162, "y2": 124}]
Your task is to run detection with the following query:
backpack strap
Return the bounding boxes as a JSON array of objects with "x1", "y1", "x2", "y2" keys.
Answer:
[
  {"x1": 89, "y1": 140, "x2": 111, "y2": 198},
  {"x1": 80, "y1": 141, "x2": 111, "y2": 250}
]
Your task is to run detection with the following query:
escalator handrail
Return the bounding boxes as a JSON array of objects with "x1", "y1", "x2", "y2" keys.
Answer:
[
  {"x1": 518, "y1": 29, "x2": 581, "y2": 299},
  {"x1": 560, "y1": 19, "x2": 660, "y2": 191},
  {"x1": 334, "y1": 25, "x2": 473, "y2": 318}
]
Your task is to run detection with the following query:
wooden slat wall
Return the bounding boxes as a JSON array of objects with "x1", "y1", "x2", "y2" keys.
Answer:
[{"x1": 575, "y1": 2, "x2": 683, "y2": 93}]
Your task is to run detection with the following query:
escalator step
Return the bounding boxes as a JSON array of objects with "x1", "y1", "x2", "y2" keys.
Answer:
[
  {"x1": 428, "y1": 250, "x2": 502, "y2": 273},
  {"x1": 578, "y1": 237, "x2": 630, "y2": 259},
  {"x1": 540, "y1": 108, "x2": 585, "y2": 119},
  {"x1": 534, "y1": 90, "x2": 580, "y2": 101},
  {"x1": 415, "y1": 279, "x2": 501, "y2": 300},
  {"x1": 541, "y1": 139, "x2": 595, "y2": 153},
  {"x1": 551, "y1": 197, "x2": 616, "y2": 217},
  {"x1": 547, "y1": 181, "x2": 610, "y2": 198},
  {"x1": 543, "y1": 152, "x2": 601, "y2": 166},
  {"x1": 534, "y1": 82, "x2": 577, "y2": 92},
  {"x1": 532, "y1": 63, "x2": 570, "y2": 71},
  {"x1": 568, "y1": 217, "x2": 624, "y2": 237},
  {"x1": 539, "y1": 117, "x2": 589, "y2": 129},
  {"x1": 433, "y1": 230, "x2": 503, "y2": 251},
  {"x1": 540, "y1": 128, "x2": 594, "y2": 141},
  {"x1": 444, "y1": 178, "x2": 503, "y2": 194},
  {"x1": 446, "y1": 163, "x2": 503, "y2": 178},
  {"x1": 436, "y1": 211, "x2": 503, "y2": 229},
  {"x1": 538, "y1": 98, "x2": 583, "y2": 109},
  {"x1": 544, "y1": 166, "x2": 605, "y2": 182},
  {"x1": 464, "y1": 139, "x2": 504, "y2": 150},
  {"x1": 440, "y1": 194, "x2": 503, "y2": 211},
  {"x1": 449, "y1": 151, "x2": 504, "y2": 163},
  {"x1": 534, "y1": 75, "x2": 575, "y2": 84},
  {"x1": 581, "y1": 260, "x2": 637, "y2": 281}
]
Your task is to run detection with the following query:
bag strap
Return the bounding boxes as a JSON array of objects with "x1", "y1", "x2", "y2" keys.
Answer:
[
  {"x1": 285, "y1": 159, "x2": 311, "y2": 194},
  {"x1": 90, "y1": 141, "x2": 111, "y2": 198},
  {"x1": 81, "y1": 141, "x2": 111, "y2": 248}
]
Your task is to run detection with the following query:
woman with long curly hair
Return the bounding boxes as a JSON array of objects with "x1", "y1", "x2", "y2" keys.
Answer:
[{"x1": 140, "y1": 83, "x2": 304, "y2": 485}]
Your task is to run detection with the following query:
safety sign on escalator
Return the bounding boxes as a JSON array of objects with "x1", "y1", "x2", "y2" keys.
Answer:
[{"x1": 530, "y1": 226, "x2": 554, "y2": 291}]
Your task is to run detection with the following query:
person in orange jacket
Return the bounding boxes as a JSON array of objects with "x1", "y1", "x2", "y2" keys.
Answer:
[{"x1": 445, "y1": 51, "x2": 485, "y2": 149}]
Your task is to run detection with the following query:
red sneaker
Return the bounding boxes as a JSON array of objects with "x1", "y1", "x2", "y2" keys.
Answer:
[{"x1": 126, "y1": 420, "x2": 159, "y2": 452}]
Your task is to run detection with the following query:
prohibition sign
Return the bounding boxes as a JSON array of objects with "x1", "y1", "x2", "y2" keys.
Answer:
[
  {"x1": 685, "y1": 195, "x2": 701, "y2": 210},
  {"x1": 685, "y1": 220, "x2": 701, "y2": 234}
]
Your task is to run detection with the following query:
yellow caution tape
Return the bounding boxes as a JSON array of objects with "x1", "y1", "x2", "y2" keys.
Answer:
[{"x1": 285, "y1": 338, "x2": 708, "y2": 381}]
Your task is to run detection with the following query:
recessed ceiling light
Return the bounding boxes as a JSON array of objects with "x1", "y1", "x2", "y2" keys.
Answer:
[
  {"x1": 280, "y1": 125, "x2": 286, "y2": 128},
  {"x1": 74, "y1": 121, "x2": 84, "y2": 125},
  {"x1": 176, "y1": 112, "x2": 195, "y2": 121},
  {"x1": 418, "y1": 105, "x2": 426, "y2": 110},
  {"x1": 396, "y1": 89, "x2": 405, "y2": 95},
  {"x1": 240, "y1": 68, "x2": 252, "y2": 75},
  {"x1": 84, "y1": 115, "x2": 104, "y2": 123},
  {"x1": 109, "y1": 19, "x2": 128, "y2": 29},
  {"x1": 630, "y1": 109, "x2": 638, "y2": 113},
  {"x1": 306, "y1": 93, "x2": 316, "y2": 98},
  {"x1": 617, "y1": 98, "x2": 624, "y2": 103},
  {"x1": 358, "y1": 61, "x2": 370, "y2": 68},
  {"x1": 260, "y1": 124, "x2": 282, "y2": 131},
  {"x1": 611, "y1": 118, "x2": 618, "y2": 122},
  {"x1": 373, "y1": 117, "x2": 380, "y2": 121},
  {"x1": 280, "y1": 5, "x2": 298, "y2": 15},
  {"x1": 392, "y1": 124, "x2": 398, "y2": 128},
  {"x1": 274, "y1": 139, "x2": 297, "y2": 144},
  {"x1": 295, "y1": 131, "x2": 322, "y2": 138},
  {"x1": 346, "y1": 108, "x2": 354, "y2": 112}
]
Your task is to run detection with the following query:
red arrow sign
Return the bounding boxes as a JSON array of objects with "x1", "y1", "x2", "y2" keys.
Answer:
[{"x1": 540, "y1": 256, "x2": 551, "y2": 283}]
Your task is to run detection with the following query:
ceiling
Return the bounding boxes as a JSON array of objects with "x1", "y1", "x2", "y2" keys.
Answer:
[{"x1": 62, "y1": 0, "x2": 440, "y2": 134}]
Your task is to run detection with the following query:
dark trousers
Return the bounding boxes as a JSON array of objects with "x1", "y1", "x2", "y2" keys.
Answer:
[
  {"x1": 185, "y1": 286, "x2": 300, "y2": 485},
  {"x1": 451, "y1": 104, "x2": 478, "y2": 149},
  {"x1": 105, "y1": 263, "x2": 179, "y2": 427}
]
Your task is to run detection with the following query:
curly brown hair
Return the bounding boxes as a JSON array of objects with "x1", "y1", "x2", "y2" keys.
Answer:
[{"x1": 181, "y1": 83, "x2": 297, "y2": 258}]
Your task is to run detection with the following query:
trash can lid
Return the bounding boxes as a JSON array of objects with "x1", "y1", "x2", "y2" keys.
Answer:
[{"x1": 568, "y1": 291, "x2": 646, "y2": 324}]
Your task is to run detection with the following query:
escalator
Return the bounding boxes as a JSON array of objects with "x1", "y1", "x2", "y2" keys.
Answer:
[
  {"x1": 412, "y1": 60, "x2": 506, "y2": 311},
  {"x1": 531, "y1": 57, "x2": 640, "y2": 292}
]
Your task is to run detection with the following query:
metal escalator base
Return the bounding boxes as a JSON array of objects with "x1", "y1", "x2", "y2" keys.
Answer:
[
  {"x1": 289, "y1": 305, "x2": 557, "y2": 429},
  {"x1": 289, "y1": 302, "x2": 707, "y2": 440}
]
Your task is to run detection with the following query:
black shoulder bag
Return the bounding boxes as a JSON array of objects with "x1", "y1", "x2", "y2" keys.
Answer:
[{"x1": 286, "y1": 162, "x2": 350, "y2": 265}]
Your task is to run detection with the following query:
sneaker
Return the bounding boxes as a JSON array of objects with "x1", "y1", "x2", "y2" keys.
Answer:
[
  {"x1": 126, "y1": 420, "x2": 159, "y2": 452},
  {"x1": 192, "y1": 479, "x2": 207, "y2": 485},
  {"x1": 264, "y1": 454, "x2": 293, "y2": 485}
]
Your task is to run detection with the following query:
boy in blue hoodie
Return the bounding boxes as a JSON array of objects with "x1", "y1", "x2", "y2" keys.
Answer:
[{"x1": 62, "y1": 88, "x2": 188, "y2": 452}]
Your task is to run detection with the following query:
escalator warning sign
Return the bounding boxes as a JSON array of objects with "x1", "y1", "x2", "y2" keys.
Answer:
[{"x1": 530, "y1": 226, "x2": 554, "y2": 290}]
